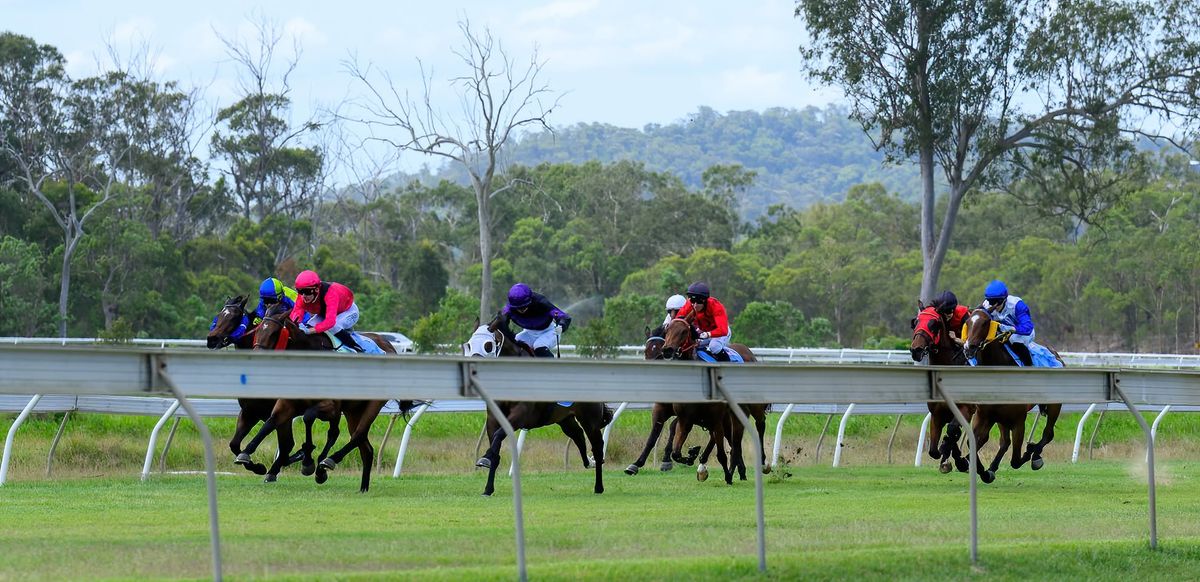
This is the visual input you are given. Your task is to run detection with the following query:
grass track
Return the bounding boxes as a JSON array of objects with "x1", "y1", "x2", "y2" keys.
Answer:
[{"x1": 1, "y1": 461, "x2": 1198, "y2": 580}]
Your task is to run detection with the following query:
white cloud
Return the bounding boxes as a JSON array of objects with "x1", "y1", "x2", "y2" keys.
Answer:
[
  {"x1": 517, "y1": 0, "x2": 599, "y2": 23},
  {"x1": 284, "y1": 17, "x2": 326, "y2": 47}
]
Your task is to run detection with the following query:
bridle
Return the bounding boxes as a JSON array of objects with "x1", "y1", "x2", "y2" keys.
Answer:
[{"x1": 463, "y1": 325, "x2": 503, "y2": 358}]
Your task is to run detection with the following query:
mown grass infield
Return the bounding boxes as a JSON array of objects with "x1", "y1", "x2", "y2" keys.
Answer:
[{"x1": 1, "y1": 458, "x2": 1198, "y2": 580}]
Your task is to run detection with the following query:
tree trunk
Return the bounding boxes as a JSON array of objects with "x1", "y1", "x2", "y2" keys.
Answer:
[
  {"x1": 918, "y1": 147, "x2": 938, "y2": 302},
  {"x1": 57, "y1": 237, "x2": 75, "y2": 338},
  {"x1": 477, "y1": 191, "x2": 493, "y2": 322}
]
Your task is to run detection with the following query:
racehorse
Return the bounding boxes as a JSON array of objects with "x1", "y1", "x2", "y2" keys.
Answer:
[
  {"x1": 961, "y1": 308, "x2": 1064, "y2": 483},
  {"x1": 910, "y1": 305, "x2": 975, "y2": 474},
  {"x1": 237, "y1": 305, "x2": 405, "y2": 492},
  {"x1": 206, "y1": 295, "x2": 275, "y2": 475},
  {"x1": 624, "y1": 326, "x2": 700, "y2": 475},
  {"x1": 466, "y1": 316, "x2": 613, "y2": 496},
  {"x1": 659, "y1": 314, "x2": 770, "y2": 484}
]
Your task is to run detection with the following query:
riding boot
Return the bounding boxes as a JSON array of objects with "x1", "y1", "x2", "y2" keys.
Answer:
[
  {"x1": 334, "y1": 330, "x2": 365, "y2": 353},
  {"x1": 533, "y1": 346, "x2": 555, "y2": 358}
]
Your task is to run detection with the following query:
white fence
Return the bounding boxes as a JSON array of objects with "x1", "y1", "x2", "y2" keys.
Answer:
[{"x1": 1, "y1": 345, "x2": 1197, "y2": 581}]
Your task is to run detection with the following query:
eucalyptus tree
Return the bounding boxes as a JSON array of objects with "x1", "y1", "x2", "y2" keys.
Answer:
[
  {"x1": 0, "y1": 33, "x2": 145, "y2": 336},
  {"x1": 346, "y1": 19, "x2": 562, "y2": 321},
  {"x1": 796, "y1": 0, "x2": 1200, "y2": 300}
]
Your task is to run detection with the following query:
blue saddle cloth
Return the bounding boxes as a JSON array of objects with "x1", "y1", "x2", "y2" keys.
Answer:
[
  {"x1": 1028, "y1": 343, "x2": 1063, "y2": 368},
  {"x1": 556, "y1": 401, "x2": 573, "y2": 407},
  {"x1": 696, "y1": 349, "x2": 744, "y2": 363},
  {"x1": 329, "y1": 331, "x2": 386, "y2": 355}
]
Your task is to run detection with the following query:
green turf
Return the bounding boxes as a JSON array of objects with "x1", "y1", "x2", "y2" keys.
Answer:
[{"x1": 0, "y1": 461, "x2": 1197, "y2": 580}]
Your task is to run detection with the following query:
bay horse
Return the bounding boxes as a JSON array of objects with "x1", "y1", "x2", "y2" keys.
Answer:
[
  {"x1": 623, "y1": 326, "x2": 700, "y2": 476},
  {"x1": 961, "y1": 308, "x2": 1064, "y2": 483},
  {"x1": 660, "y1": 314, "x2": 770, "y2": 484},
  {"x1": 910, "y1": 305, "x2": 975, "y2": 474},
  {"x1": 206, "y1": 295, "x2": 275, "y2": 476},
  {"x1": 466, "y1": 316, "x2": 613, "y2": 496},
  {"x1": 237, "y1": 305, "x2": 406, "y2": 492}
]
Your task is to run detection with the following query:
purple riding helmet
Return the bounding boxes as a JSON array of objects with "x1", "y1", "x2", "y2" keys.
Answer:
[{"x1": 508, "y1": 283, "x2": 534, "y2": 309}]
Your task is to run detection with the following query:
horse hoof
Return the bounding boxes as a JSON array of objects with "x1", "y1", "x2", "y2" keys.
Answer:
[
  {"x1": 762, "y1": 464, "x2": 771, "y2": 475},
  {"x1": 954, "y1": 457, "x2": 970, "y2": 473},
  {"x1": 234, "y1": 453, "x2": 251, "y2": 466},
  {"x1": 697, "y1": 464, "x2": 709, "y2": 482},
  {"x1": 595, "y1": 486, "x2": 604, "y2": 495},
  {"x1": 939, "y1": 462, "x2": 952, "y2": 474},
  {"x1": 319, "y1": 458, "x2": 336, "y2": 470},
  {"x1": 315, "y1": 469, "x2": 328, "y2": 485},
  {"x1": 1032, "y1": 457, "x2": 1045, "y2": 470},
  {"x1": 301, "y1": 462, "x2": 315, "y2": 477},
  {"x1": 659, "y1": 461, "x2": 674, "y2": 472},
  {"x1": 624, "y1": 464, "x2": 640, "y2": 475},
  {"x1": 264, "y1": 474, "x2": 277, "y2": 483},
  {"x1": 481, "y1": 492, "x2": 493, "y2": 497},
  {"x1": 247, "y1": 463, "x2": 268, "y2": 476},
  {"x1": 475, "y1": 457, "x2": 492, "y2": 469},
  {"x1": 981, "y1": 470, "x2": 996, "y2": 484}
]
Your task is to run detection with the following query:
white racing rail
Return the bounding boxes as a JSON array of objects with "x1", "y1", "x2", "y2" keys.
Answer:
[{"x1": 1, "y1": 345, "x2": 1198, "y2": 582}]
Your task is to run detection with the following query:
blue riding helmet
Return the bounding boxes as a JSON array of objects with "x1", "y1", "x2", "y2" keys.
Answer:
[
  {"x1": 984, "y1": 280, "x2": 1008, "y2": 301},
  {"x1": 508, "y1": 283, "x2": 534, "y2": 309},
  {"x1": 259, "y1": 277, "x2": 285, "y2": 303}
]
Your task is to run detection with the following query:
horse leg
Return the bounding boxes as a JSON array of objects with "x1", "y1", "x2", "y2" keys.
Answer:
[
  {"x1": 320, "y1": 401, "x2": 383, "y2": 492},
  {"x1": 581, "y1": 413, "x2": 606, "y2": 494},
  {"x1": 729, "y1": 412, "x2": 748, "y2": 481},
  {"x1": 298, "y1": 405, "x2": 320, "y2": 476},
  {"x1": 482, "y1": 427, "x2": 508, "y2": 497},
  {"x1": 987, "y1": 421, "x2": 1011, "y2": 476},
  {"x1": 754, "y1": 407, "x2": 771, "y2": 474},
  {"x1": 558, "y1": 416, "x2": 591, "y2": 468},
  {"x1": 1009, "y1": 416, "x2": 1028, "y2": 470},
  {"x1": 671, "y1": 418, "x2": 697, "y2": 465},
  {"x1": 626, "y1": 405, "x2": 669, "y2": 475},
  {"x1": 264, "y1": 414, "x2": 296, "y2": 483},
  {"x1": 315, "y1": 411, "x2": 341, "y2": 465},
  {"x1": 1027, "y1": 404, "x2": 1061, "y2": 470},
  {"x1": 971, "y1": 410, "x2": 996, "y2": 484},
  {"x1": 476, "y1": 414, "x2": 502, "y2": 469},
  {"x1": 236, "y1": 401, "x2": 291, "y2": 474},
  {"x1": 228, "y1": 410, "x2": 268, "y2": 475},
  {"x1": 714, "y1": 423, "x2": 733, "y2": 485}
]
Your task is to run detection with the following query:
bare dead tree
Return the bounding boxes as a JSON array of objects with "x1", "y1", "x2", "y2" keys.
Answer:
[{"x1": 344, "y1": 19, "x2": 561, "y2": 320}]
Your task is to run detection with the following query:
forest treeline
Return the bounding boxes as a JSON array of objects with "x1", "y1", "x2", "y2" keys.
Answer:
[{"x1": 2, "y1": 31, "x2": 1198, "y2": 354}]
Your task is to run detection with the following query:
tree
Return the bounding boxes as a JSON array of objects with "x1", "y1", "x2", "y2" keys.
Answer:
[
  {"x1": 347, "y1": 19, "x2": 561, "y2": 322},
  {"x1": 796, "y1": 0, "x2": 1200, "y2": 301},
  {"x1": 0, "y1": 236, "x2": 54, "y2": 335},
  {"x1": 0, "y1": 34, "x2": 138, "y2": 336}
]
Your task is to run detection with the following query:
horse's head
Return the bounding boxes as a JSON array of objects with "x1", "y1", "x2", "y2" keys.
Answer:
[
  {"x1": 207, "y1": 296, "x2": 248, "y2": 349},
  {"x1": 253, "y1": 303, "x2": 295, "y2": 351},
  {"x1": 660, "y1": 314, "x2": 697, "y2": 360},
  {"x1": 910, "y1": 306, "x2": 944, "y2": 362},
  {"x1": 644, "y1": 325, "x2": 666, "y2": 361},
  {"x1": 961, "y1": 308, "x2": 1000, "y2": 361},
  {"x1": 463, "y1": 324, "x2": 504, "y2": 358}
]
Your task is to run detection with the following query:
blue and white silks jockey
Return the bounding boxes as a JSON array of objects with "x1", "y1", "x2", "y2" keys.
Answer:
[{"x1": 982, "y1": 280, "x2": 1061, "y2": 368}]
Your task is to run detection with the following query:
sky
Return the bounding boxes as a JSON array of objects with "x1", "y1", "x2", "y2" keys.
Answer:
[{"x1": 1, "y1": 0, "x2": 844, "y2": 131}]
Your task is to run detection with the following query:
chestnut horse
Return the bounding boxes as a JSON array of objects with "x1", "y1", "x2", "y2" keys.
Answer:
[
  {"x1": 961, "y1": 308, "x2": 1064, "y2": 483},
  {"x1": 623, "y1": 326, "x2": 700, "y2": 475},
  {"x1": 910, "y1": 305, "x2": 975, "y2": 474},
  {"x1": 237, "y1": 305, "x2": 407, "y2": 492},
  {"x1": 660, "y1": 314, "x2": 769, "y2": 484},
  {"x1": 206, "y1": 295, "x2": 275, "y2": 475},
  {"x1": 466, "y1": 316, "x2": 613, "y2": 496}
]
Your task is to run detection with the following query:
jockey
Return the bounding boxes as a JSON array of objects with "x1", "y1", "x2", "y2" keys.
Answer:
[
  {"x1": 289, "y1": 269, "x2": 365, "y2": 352},
  {"x1": 675, "y1": 281, "x2": 732, "y2": 361},
  {"x1": 982, "y1": 280, "x2": 1034, "y2": 365},
  {"x1": 661, "y1": 294, "x2": 687, "y2": 328},
  {"x1": 252, "y1": 277, "x2": 301, "y2": 326},
  {"x1": 930, "y1": 290, "x2": 969, "y2": 343},
  {"x1": 207, "y1": 277, "x2": 306, "y2": 342},
  {"x1": 496, "y1": 283, "x2": 572, "y2": 358}
]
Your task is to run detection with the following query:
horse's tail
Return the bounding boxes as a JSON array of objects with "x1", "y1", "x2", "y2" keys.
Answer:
[
  {"x1": 396, "y1": 399, "x2": 427, "y2": 421},
  {"x1": 601, "y1": 403, "x2": 615, "y2": 427}
]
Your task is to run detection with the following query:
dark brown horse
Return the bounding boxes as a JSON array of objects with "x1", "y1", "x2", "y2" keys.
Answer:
[
  {"x1": 237, "y1": 305, "x2": 404, "y2": 492},
  {"x1": 961, "y1": 308, "x2": 1064, "y2": 483},
  {"x1": 660, "y1": 315, "x2": 769, "y2": 484},
  {"x1": 910, "y1": 305, "x2": 975, "y2": 474},
  {"x1": 623, "y1": 326, "x2": 699, "y2": 476},
  {"x1": 466, "y1": 317, "x2": 613, "y2": 496},
  {"x1": 206, "y1": 295, "x2": 275, "y2": 476}
]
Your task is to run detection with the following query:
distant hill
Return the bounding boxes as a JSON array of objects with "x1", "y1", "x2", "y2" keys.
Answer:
[{"x1": 393, "y1": 105, "x2": 924, "y2": 219}]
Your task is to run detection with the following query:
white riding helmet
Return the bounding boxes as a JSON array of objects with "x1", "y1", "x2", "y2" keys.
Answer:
[{"x1": 666, "y1": 294, "x2": 686, "y2": 311}]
